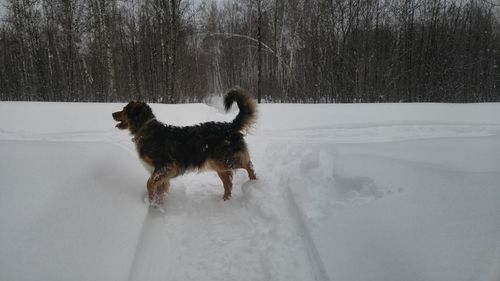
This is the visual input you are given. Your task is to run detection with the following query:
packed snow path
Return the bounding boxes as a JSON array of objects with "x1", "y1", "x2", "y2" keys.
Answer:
[{"x1": 1, "y1": 102, "x2": 500, "y2": 281}]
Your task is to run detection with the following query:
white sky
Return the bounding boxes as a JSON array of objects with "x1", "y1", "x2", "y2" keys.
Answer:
[{"x1": 0, "y1": 1, "x2": 5, "y2": 20}]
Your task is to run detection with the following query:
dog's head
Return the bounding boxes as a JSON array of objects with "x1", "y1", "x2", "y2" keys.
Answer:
[{"x1": 112, "y1": 101, "x2": 154, "y2": 133}]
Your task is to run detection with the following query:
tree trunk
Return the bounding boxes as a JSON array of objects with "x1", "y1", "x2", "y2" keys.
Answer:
[{"x1": 257, "y1": 0, "x2": 262, "y2": 103}]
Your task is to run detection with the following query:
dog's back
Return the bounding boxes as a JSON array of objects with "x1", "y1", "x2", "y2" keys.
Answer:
[{"x1": 136, "y1": 88, "x2": 256, "y2": 171}]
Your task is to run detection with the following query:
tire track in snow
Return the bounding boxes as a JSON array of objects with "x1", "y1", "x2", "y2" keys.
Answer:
[
  {"x1": 285, "y1": 186, "x2": 330, "y2": 281},
  {"x1": 0, "y1": 128, "x2": 138, "y2": 157},
  {"x1": 261, "y1": 124, "x2": 500, "y2": 144},
  {"x1": 127, "y1": 208, "x2": 174, "y2": 281},
  {"x1": 127, "y1": 212, "x2": 150, "y2": 281}
]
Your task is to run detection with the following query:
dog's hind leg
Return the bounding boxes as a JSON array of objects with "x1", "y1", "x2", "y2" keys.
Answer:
[
  {"x1": 244, "y1": 160, "x2": 257, "y2": 180},
  {"x1": 237, "y1": 149, "x2": 257, "y2": 180},
  {"x1": 217, "y1": 171, "x2": 233, "y2": 201}
]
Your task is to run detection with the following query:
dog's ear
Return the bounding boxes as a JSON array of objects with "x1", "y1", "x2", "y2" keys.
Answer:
[
  {"x1": 130, "y1": 104, "x2": 141, "y2": 121},
  {"x1": 129, "y1": 102, "x2": 152, "y2": 122},
  {"x1": 126, "y1": 102, "x2": 140, "y2": 121}
]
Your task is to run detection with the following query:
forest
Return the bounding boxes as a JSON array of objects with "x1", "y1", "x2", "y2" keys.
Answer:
[{"x1": 0, "y1": 0, "x2": 499, "y2": 103}]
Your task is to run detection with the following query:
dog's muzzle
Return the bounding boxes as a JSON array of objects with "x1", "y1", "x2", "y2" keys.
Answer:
[{"x1": 113, "y1": 111, "x2": 129, "y2": 129}]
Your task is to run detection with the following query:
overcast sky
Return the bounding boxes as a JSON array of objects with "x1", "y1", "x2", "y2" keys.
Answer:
[{"x1": 0, "y1": 0, "x2": 5, "y2": 20}]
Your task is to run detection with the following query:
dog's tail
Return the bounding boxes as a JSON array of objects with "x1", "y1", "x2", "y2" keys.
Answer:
[{"x1": 224, "y1": 88, "x2": 257, "y2": 132}]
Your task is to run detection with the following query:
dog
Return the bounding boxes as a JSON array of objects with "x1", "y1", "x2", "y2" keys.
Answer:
[{"x1": 112, "y1": 88, "x2": 257, "y2": 204}]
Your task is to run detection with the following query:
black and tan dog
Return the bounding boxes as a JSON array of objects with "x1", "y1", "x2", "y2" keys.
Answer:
[{"x1": 112, "y1": 88, "x2": 257, "y2": 204}]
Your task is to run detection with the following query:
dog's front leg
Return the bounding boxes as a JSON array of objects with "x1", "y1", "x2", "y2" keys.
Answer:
[
  {"x1": 147, "y1": 166, "x2": 175, "y2": 203},
  {"x1": 217, "y1": 171, "x2": 233, "y2": 201}
]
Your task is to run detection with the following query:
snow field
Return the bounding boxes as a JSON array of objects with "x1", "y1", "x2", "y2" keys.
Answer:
[{"x1": 0, "y1": 101, "x2": 500, "y2": 281}]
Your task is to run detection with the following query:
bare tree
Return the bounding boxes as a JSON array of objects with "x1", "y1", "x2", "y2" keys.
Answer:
[{"x1": 0, "y1": 0, "x2": 499, "y2": 103}]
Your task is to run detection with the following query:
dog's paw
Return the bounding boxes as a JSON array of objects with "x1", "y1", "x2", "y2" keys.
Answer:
[
  {"x1": 144, "y1": 194, "x2": 166, "y2": 213},
  {"x1": 149, "y1": 201, "x2": 165, "y2": 213},
  {"x1": 143, "y1": 191, "x2": 150, "y2": 204},
  {"x1": 145, "y1": 192, "x2": 165, "y2": 204}
]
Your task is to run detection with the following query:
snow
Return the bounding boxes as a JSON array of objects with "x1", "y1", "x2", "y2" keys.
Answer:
[{"x1": 0, "y1": 101, "x2": 500, "y2": 281}]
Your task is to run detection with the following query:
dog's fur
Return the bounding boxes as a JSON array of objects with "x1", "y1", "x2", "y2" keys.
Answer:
[{"x1": 112, "y1": 88, "x2": 257, "y2": 203}]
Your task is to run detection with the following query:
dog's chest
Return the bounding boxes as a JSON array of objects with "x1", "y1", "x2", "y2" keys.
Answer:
[
  {"x1": 140, "y1": 158, "x2": 154, "y2": 174},
  {"x1": 133, "y1": 138, "x2": 155, "y2": 174},
  {"x1": 137, "y1": 149, "x2": 155, "y2": 174}
]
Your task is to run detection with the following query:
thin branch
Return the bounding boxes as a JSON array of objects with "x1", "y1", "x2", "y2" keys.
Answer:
[{"x1": 206, "y1": 32, "x2": 275, "y2": 54}]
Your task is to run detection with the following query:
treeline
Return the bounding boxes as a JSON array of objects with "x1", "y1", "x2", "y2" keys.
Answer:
[{"x1": 0, "y1": 0, "x2": 499, "y2": 103}]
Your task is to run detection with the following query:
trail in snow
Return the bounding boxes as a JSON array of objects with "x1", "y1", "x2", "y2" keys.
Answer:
[{"x1": 127, "y1": 173, "x2": 318, "y2": 281}]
